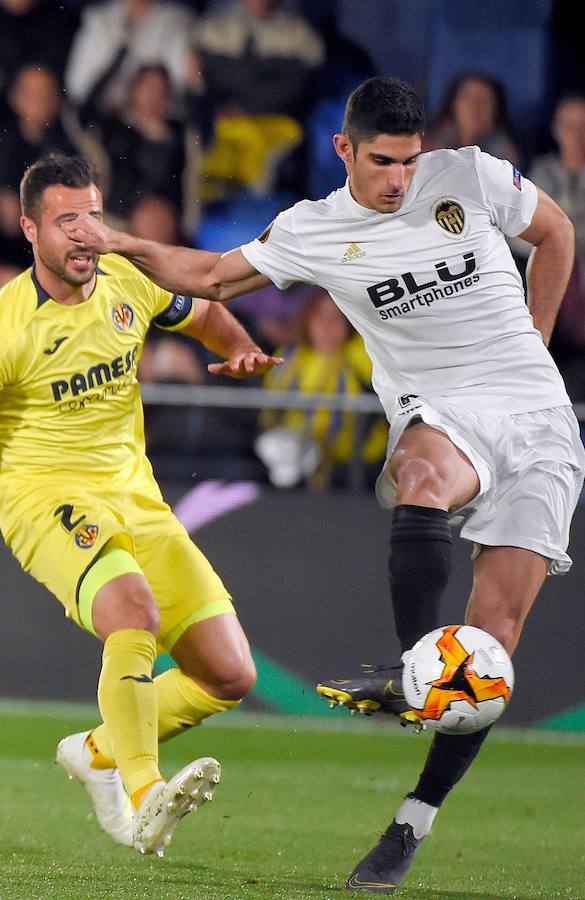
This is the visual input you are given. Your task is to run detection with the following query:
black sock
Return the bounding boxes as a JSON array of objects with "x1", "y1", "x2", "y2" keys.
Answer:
[
  {"x1": 389, "y1": 504, "x2": 452, "y2": 654},
  {"x1": 410, "y1": 726, "x2": 492, "y2": 808}
]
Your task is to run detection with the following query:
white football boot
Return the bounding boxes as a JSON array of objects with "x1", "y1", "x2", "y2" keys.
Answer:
[
  {"x1": 56, "y1": 730, "x2": 133, "y2": 847},
  {"x1": 132, "y1": 757, "x2": 221, "y2": 857}
]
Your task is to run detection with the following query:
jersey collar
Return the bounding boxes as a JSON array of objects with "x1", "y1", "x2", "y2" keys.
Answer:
[
  {"x1": 31, "y1": 266, "x2": 51, "y2": 307},
  {"x1": 31, "y1": 264, "x2": 107, "y2": 307},
  {"x1": 341, "y1": 179, "x2": 384, "y2": 219}
]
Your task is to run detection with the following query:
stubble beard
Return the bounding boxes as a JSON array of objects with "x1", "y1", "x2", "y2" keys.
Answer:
[{"x1": 39, "y1": 245, "x2": 97, "y2": 287}]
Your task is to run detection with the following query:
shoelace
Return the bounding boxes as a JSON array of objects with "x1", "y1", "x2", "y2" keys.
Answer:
[
  {"x1": 372, "y1": 824, "x2": 417, "y2": 872},
  {"x1": 399, "y1": 824, "x2": 418, "y2": 857},
  {"x1": 360, "y1": 663, "x2": 405, "y2": 700},
  {"x1": 360, "y1": 663, "x2": 402, "y2": 675}
]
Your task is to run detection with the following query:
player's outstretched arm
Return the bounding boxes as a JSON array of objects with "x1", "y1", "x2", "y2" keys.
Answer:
[
  {"x1": 62, "y1": 215, "x2": 271, "y2": 301},
  {"x1": 181, "y1": 298, "x2": 284, "y2": 379},
  {"x1": 519, "y1": 188, "x2": 575, "y2": 346}
]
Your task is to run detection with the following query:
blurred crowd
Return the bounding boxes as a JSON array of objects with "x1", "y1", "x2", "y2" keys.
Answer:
[{"x1": 1, "y1": 0, "x2": 585, "y2": 488}]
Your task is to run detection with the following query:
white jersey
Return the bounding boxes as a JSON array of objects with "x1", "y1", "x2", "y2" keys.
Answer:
[{"x1": 241, "y1": 146, "x2": 570, "y2": 416}]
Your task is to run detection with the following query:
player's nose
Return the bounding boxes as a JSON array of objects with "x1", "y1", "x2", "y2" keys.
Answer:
[{"x1": 387, "y1": 166, "x2": 405, "y2": 193}]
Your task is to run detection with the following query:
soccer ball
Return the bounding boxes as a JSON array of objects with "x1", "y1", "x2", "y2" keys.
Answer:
[{"x1": 402, "y1": 625, "x2": 514, "y2": 734}]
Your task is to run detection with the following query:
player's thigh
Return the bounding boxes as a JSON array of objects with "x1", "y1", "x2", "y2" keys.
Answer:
[
  {"x1": 0, "y1": 477, "x2": 132, "y2": 630},
  {"x1": 134, "y1": 506, "x2": 236, "y2": 654}
]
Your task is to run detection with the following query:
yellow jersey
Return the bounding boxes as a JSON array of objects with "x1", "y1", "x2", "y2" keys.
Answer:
[
  {"x1": 261, "y1": 335, "x2": 374, "y2": 464},
  {"x1": 0, "y1": 254, "x2": 194, "y2": 478}
]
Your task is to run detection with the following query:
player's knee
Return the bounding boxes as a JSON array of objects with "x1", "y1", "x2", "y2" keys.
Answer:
[
  {"x1": 234, "y1": 657, "x2": 257, "y2": 698},
  {"x1": 394, "y1": 455, "x2": 452, "y2": 505},
  {"x1": 120, "y1": 589, "x2": 160, "y2": 634},
  {"x1": 212, "y1": 656, "x2": 257, "y2": 700}
]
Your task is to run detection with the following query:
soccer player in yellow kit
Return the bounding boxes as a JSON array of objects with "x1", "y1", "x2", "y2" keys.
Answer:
[{"x1": 0, "y1": 154, "x2": 283, "y2": 856}]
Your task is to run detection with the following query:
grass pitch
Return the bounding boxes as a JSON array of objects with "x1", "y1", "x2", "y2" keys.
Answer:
[{"x1": 1, "y1": 702, "x2": 584, "y2": 899}]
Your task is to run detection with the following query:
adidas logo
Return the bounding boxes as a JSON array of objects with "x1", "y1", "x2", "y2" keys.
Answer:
[{"x1": 341, "y1": 242, "x2": 366, "y2": 263}]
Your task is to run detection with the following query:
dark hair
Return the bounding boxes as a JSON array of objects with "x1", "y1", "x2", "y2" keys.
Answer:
[
  {"x1": 20, "y1": 154, "x2": 99, "y2": 220},
  {"x1": 434, "y1": 71, "x2": 510, "y2": 131},
  {"x1": 128, "y1": 63, "x2": 171, "y2": 98},
  {"x1": 343, "y1": 77, "x2": 425, "y2": 149},
  {"x1": 555, "y1": 92, "x2": 585, "y2": 112}
]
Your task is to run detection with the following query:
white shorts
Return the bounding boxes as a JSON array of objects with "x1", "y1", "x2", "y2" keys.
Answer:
[{"x1": 375, "y1": 396, "x2": 585, "y2": 574}]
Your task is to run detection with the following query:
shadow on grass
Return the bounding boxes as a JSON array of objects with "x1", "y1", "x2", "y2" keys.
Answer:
[{"x1": 159, "y1": 862, "x2": 539, "y2": 900}]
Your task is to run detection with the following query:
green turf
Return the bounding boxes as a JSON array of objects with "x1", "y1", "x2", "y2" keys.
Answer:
[{"x1": 1, "y1": 704, "x2": 584, "y2": 899}]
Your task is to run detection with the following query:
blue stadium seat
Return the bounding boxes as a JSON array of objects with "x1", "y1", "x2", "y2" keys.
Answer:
[{"x1": 193, "y1": 193, "x2": 294, "y2": 252}]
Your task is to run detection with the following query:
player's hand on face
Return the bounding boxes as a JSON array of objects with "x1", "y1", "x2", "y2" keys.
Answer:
[
  {"x1": 207, "y1": 350, "x2": 284, "y2": 379},
  {"x1": 61, "y1": 214, "x2": 113, "y2": 254}
]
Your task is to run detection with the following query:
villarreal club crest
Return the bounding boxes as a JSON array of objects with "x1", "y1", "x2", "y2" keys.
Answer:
[
  {"x1": 111, "y1": 302, "x2": 135, "y2": 332},
  {"x1": 75, "y1": 524, "x2": 99, "y2": 549}
]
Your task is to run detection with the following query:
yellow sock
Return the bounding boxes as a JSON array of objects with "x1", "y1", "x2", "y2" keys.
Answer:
[
  {"x1": 97, "y1": 628, "x2": 160, "y2": 797},
  {"x1": 131, "y1": 778, "x2": 164, "y2": 812},
  {"x1": 91, "y1": 666, "x2": 240, "y2": 763},
  {"x1": 89, "y1": 723, "x2": 115, "y2": 765},
  {"x1": 86, "y1": 731, "x2": 116, "y2": 770},
  {"x1": 155, "y1": 667, "x2": 241, "y2": 742}
]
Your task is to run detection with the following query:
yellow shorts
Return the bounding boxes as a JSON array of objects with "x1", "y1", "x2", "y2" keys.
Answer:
[{"x1": 0, "y1": 469, "x2": 234, "y2": 651}]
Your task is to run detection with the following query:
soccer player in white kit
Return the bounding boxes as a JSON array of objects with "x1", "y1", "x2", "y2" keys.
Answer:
[{"x1": 65, "y1": 77, "x2": 585, "y2": 894}]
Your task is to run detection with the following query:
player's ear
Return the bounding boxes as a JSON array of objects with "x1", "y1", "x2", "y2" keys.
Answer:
[
  {"x1": 20, "y1": 215, "x2": 36, "y2": 244},
  {"x1": 333, "y1": 133, "x2": 354, "y2": 166}
]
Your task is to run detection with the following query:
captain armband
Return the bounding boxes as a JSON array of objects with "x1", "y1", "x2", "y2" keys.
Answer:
[{"x1": 153, "y1": 294, "x2": 194, "y2": 330}]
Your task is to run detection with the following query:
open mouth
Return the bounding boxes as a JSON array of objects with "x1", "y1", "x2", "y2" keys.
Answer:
[{"x1": 68, "y1": 253, "x2": 95, "y2": 269}]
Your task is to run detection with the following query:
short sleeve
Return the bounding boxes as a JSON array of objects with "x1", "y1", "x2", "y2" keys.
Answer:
[
  {"x1": 97, "y1": 254, "x2": 194, "y2": 328},
  {"x1": 473, "y1": 149, "x2": 538, "y2": 237},
  {"x1": 139, "y1": 276, "x2": 182, "y2": 324},
  {"x1": 240, "y1": 207, "x2": 315, "y2": 289}
]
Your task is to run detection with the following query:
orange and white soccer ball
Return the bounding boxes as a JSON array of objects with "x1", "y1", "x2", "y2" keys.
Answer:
[{"x1": 402, "y1": 625, "x2": 514, "y2": 734}]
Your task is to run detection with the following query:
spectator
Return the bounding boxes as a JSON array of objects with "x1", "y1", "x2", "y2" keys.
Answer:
[
  {"x1": 424, "y1": 71, "x2": 523, "y2": 167},
  {"x1": 297, "y1": 0, "x2": 376, "y2": 101},
  {"x1": 229, "y1": 282, "x2": 316, "y2": 354},
  {"x1": 0, "y1": 0, "x2": 79, "y2": 106},
  {"x1": 255, "y1": 289, "x2": 385, "y2": 489},
  {"x1": 0, "y1": 64, "x2": 83, "y2": 267},
  {"x1": 297, "y1": 3, "x2": 377, "y2": 199},
  {"x1": 77, "y1": 62, "x2": 212, "y2": 228},
  {"x1": 132, "y1": 193, "x2": 196, "y2": 398},
  {"x1": 0, "y1": 262, "x2": 21, "y2": 288},
  {"x1": 65, "y1": 0, "x2": 197, "y2": 113},
  {"x1": 196, "y1": 0, "x2": 325, "y2": 199},
  {"x1": 127, "y1": 193, "x2": 188, "y2": 245},
  {"x1": 0, "y1": 187, "x2": 30, "y2": 270},
  {"x1": 198, "y1": 0, "x2": 324, "y2": 118},
  {"x1": 529, "y1": 94, "x2": 585, "y2": 401}
]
